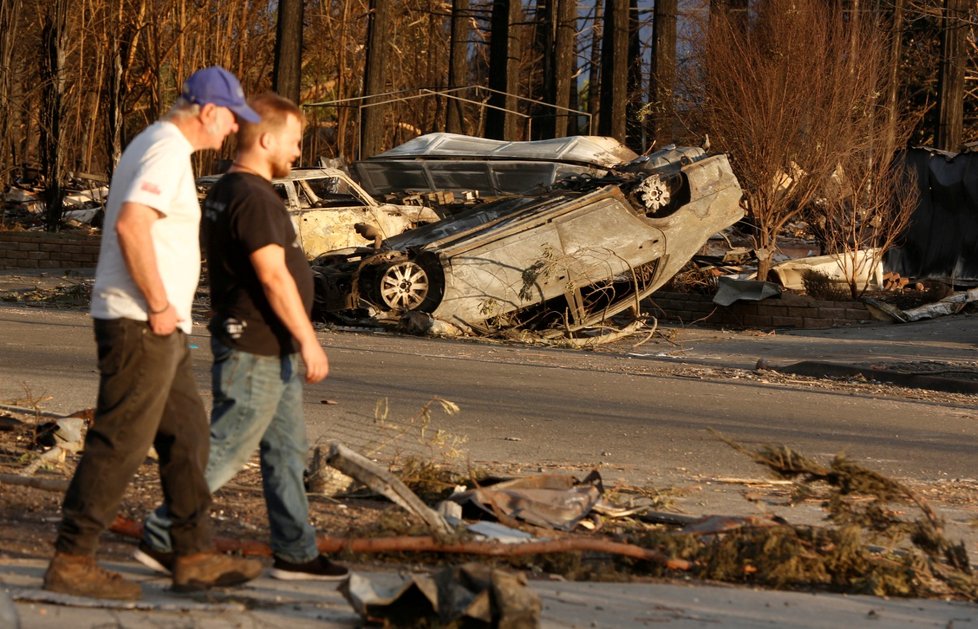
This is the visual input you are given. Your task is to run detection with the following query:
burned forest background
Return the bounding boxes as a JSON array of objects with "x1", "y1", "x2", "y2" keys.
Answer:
[{"x1": 0, "y1": 0, "x2": 975, "y2": 263}]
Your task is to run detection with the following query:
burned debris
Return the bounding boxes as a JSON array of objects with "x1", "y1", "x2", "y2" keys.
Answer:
[
  {"x1": 311, "y1": 145, "x2": 744, "y2": 336},
  {"x1": 3, "y1": 393, "x2": 977, "y2": 613}
]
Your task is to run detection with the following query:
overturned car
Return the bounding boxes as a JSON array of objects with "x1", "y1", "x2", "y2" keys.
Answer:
[{"x1": 312, "y1": 146, "x2": 744, "y2": 333}]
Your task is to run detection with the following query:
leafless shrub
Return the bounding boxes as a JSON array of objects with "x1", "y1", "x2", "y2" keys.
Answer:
[
  {"x1": 681, "y1": 0, "x2": 912, "y2": 285},
  {"x1": 812, "y1": 157, "x2": 918, "y2": 299}
]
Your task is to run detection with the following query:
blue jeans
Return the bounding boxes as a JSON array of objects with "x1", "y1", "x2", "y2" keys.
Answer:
[{"x1": 143, "y1": 336, "x2": 318, "y2": 563}]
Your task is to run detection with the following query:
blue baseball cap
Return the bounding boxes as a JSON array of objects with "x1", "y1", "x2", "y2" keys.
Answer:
[{"x1": 181, "y1": 66, "x2": 260, "y2": 123}]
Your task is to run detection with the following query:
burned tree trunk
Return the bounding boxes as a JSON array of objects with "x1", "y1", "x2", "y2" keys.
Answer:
[
  {"x1": 273, "y1": 0, "x2": 304, "y2": 105},
  {"x1": 41, "y1": 0, "x2": 69, "y2": 232},
  {"x1": 530, "y1": 0, "x2": 575, "y2": 139},
  {"x1": 567, "y1": 52, "x2": 581, "y2": 135},
  {"x1": 361, "y1": 0, "x2": 391, "y2": 158},
  {"x1": 883, "y1": 0, "x2": 903, "y2": 158},
  {"x1": 553, "y1": 0, "x2": 576, "y2": 137},
  {"x1": 106, "y1": 35, "x2": 124, "y2": 170},
  {"x1": 625, "y1": 0, "x2": 643, "y2": 149},
  {"x1": 447, "y1": 0, "x2": 471, "y2": 134},
  {"x1": 530, "y1": 0, "x2": 555, "y2": 140},
  {"x1": 650, "y1": 0, "x2": 677, "y2": 145},
  {"x1": 0, "y1": 0, "x2": 21, "y2": 190},
  {"x1": 486, "y1": 0, "x2": 521, "y2": 140},
  {"x1": 935, "y1": 0, "x2": 968, "y2": 151},
  {"x1": 586, "y1": 1, "x2": 602, "y2": 133},
  {"x1": 598, "y1": 0, "x2": 628, "y2": 141}
]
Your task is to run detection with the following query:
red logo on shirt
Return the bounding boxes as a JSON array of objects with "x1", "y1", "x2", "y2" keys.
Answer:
[{"x1": 140, "y1": 182, "x2": 162, "y2": 195}]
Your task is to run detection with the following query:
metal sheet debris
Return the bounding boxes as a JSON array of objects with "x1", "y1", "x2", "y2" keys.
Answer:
[
  {"x1": 340, "y1": 563, "x2": 540, "y2": 627},
  {"x1": 713, "y1": 276, "x2": 782, "y2": 306},
  {"x1": 450, "y1": 470, "x2": 604, "y2": 531}
]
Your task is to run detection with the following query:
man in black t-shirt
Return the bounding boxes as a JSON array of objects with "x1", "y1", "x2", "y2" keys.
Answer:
[{"x1": 137, "y1": 93, "x2": 348, "y2": 581}]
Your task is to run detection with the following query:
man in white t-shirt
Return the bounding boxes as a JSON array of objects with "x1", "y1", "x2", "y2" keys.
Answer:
[{"x1": 44, "y1": 66, "x2": 264, "y2": 601}]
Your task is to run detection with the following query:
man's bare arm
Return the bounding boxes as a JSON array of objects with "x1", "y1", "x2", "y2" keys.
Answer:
[
  {"x1": 250, "y1": 244, "x2": 328, "y2": 383},
  {"x1": 115, "y1": 202, "x2": 179, "y2": 335}
]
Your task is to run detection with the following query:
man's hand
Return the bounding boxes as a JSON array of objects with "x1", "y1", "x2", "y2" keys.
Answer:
[
  {"x1": 147, "y1": 303, "x2": 182, "y2": 336},
  {"x1": 299, "y1": 340, "x2": 329, "y2": 383}
]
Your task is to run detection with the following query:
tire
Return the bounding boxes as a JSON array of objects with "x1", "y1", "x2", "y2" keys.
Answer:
[{"x1": 370, "y1": 254, "x2": 444, "y2": 313}]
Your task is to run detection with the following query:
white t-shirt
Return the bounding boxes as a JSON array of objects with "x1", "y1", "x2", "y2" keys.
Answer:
[{"x1": 90, "y1": 121, "x2": 201, "y2": 334}]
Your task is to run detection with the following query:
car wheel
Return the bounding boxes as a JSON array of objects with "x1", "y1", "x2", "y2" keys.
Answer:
[{"x1": 377, "y1": 260, "x2": 432, "y2": 310}]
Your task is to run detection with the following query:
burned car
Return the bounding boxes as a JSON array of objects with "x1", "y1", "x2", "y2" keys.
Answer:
[
  {"x1": 354, "y1": 132, "x2": 640, "y2": 202},
  {"x1": 197, "y1": 167, "x2": 440, "y2": 259},
  {"x1": 312, "y1": 146, "x2": 744, "y2": 333}
]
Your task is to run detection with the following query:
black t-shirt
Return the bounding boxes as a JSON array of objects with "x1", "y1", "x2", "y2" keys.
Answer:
[{"x1": 202, "y1": 172, "x2": 314, "y2": 356}]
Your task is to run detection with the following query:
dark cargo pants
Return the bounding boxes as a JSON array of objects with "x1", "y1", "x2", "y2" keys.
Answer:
[{"x1": 56, "y1": 317, "x2": 213, "y2": 556}]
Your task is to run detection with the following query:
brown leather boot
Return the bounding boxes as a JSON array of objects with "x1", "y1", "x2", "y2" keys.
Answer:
[
  {"x1": 171, "y1": 551, "x2": 262, "y2": 592},
  {"x1": 43, "y1": 552, "x2": 141, "y2": 600}
]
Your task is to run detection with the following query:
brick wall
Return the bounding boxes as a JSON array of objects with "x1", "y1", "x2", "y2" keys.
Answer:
[
  {"x1": 0, "y1": 231, "x2": 100, "y2": 270},
  {"x1": 647, "y1": 290, "x2": 873, "y2": 329}
]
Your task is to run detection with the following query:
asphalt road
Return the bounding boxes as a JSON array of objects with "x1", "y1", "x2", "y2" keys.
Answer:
[{"x1": 1, "y1": 305, "x2": 975, "y2": 488}]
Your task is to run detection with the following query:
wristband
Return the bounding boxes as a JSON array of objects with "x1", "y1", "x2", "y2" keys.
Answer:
[{"x1": 148, "y1": 302, "x2": 170, "y2": 315}]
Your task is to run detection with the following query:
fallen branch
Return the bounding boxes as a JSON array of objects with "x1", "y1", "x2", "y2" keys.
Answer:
[
  {"x1": 108, "y1": 517, "x2": 691, "y2": 571},
  {"x1": 326, "y1": 441, "x2": 453, "y2": 535},
  {"x1": 0, "y1": 472, "x2": 69, "y2": 492}
]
